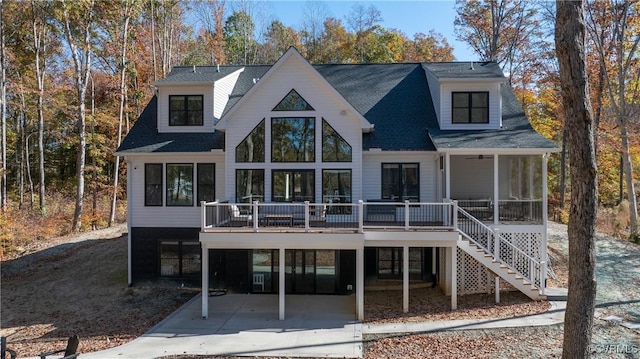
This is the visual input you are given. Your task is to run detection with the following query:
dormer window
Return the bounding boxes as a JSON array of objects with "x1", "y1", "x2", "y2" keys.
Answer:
[
  {"x1": 452, "y1": 92, "x2": 489, "y2": 124},
  {"x1": 169, "y1": 95, "x2": 203, "y2": 126}
]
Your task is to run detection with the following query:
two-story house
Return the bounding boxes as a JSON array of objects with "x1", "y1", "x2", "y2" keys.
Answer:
[{"x1": 116, "y1": 48, "x2": 558, "y2": 321}]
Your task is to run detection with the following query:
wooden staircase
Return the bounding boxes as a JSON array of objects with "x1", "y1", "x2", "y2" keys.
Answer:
[{"x1": 457, "y1": 237, "x2": 546, "y2": 300}]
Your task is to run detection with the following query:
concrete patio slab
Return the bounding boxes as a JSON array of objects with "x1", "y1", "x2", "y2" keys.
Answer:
[{"x1": 80, "y1": 294, "x2": 363, "y2": 359}]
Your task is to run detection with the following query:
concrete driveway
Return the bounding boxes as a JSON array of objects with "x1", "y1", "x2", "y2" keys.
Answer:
[{"x1": 80, "y1": 293, "x2": 363, "y2": 358}]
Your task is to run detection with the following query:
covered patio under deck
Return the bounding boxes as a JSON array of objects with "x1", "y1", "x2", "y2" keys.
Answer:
[{"x1": 199, "y1": 230, "x2": 460, "y2": 321}]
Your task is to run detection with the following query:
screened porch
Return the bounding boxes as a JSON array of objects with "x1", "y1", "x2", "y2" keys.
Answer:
[{"x1": 446, "y1": 153, "x2": 547, "y2": 225}]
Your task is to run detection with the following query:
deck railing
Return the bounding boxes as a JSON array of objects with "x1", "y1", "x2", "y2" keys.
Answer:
[
  {"x1": 497, "y1": 200, "x2": 543, "y2": 223},
  {"x1": 201, "y1": 200, "x2": 456, "y2": 232},
  {"x1": 455, "y1": 199, "x2": 543, "y2": 224}
]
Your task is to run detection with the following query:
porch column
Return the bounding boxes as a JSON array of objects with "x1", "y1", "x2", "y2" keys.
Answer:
[
  {"x1": 494, "y1": 154, "x2": 499, "y2": 225},
  {"x1": 529, "y1": 156, "x2": 535, "y2": 200},
  {"x1": 432, "y1": 247, "x2": 437, "y2": 280},
  {"x1": 451, "y1": 245, "x2": 457, "y2": 310},
  {"x1": 445, "y1": 153, "x2": 451, "y2": 199},
  {"x1": 403, "y1": 246, "x2": 409, "y2": 313},
  {"x1": 356, "y1": 247, "x2": 364, "y2": 321},
  {"x1": 279, "y1": 247, "x2": 285, "y2": 320},
  {"x1": 201, "y1": 245, "x2": 209, "y2": 319}
]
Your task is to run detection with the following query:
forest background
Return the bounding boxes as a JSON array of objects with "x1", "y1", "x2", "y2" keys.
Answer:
[{"x1": 1, "y1": 0, "x2": 639, "y2": 259}]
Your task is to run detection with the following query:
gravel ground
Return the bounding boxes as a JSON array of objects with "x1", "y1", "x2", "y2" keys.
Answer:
[
  {"x1": 363, "y1": 222, "x2": 640, "y2": 359},
  {"x1": 547, "y1": 221, "x2": 640, "y2": 324},
  {"x1": 365, "y1": 288, "x2": 549, "y2": 324},
  {"x1": 0, "y1": 224, "x2": 197, "y2": 357}
]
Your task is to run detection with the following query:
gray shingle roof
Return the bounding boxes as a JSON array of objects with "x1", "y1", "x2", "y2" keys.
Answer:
[
  {"x1": 118, "y1": 61, "x2": 557, "y2": 154},
  {"x1": 315, "y1": 64, "x2": 438, "y2": 151},
  {"x1": 155, "y1": 65, "x2": 242, "y2": 84},
  {"x1": 423, "y1": 62, "x2": 505, "y2": 79},
  {"x1": 222, "y1": 65, "x2": 270, "y2": 117},
  {"x1": 116, "y1": 96, "x2": 224, "y2": 153}
]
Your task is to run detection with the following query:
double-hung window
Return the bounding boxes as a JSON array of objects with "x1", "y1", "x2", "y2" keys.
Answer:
[
  {"x1": 381, "y1": 163, "x2": 419, "y2": 202},
  {"x1": 197, "y1": 163, "x2": 215, "y2": 204},
  {"x1": 145, "y1": 164, "x2": 163, "y2": 206},
  {"x1": 169, "y1": 95, "x2": 203, "y2": 126},
  {"x1": 452, "y1": 92, "x2": 489, "y2": 124}
]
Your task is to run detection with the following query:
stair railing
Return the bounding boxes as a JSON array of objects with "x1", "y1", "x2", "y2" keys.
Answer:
[{"x1": 456, "y1": 204, "x2": 546, "y2": 291}]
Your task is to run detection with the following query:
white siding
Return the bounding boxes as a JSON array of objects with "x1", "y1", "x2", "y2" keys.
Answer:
[
  {"x1": 127, "y1": 153, "x2": 225, "y2": 227},
  {"x1": 439, "y1": 82, "x2": 502, "y2": 130},
  {"x1": 224, "y1": 54, "x2": 363, "y2": 203},
  {"x1": 157, "y1": 84, "x2": 215, "y2": 133},
  {"x1": 362, "y1": 151, "x2": 438, "y2": 202},
  {"x1": 449, "y1": 155, "x2": 494, "y2": 199},
  {"x1": 213, "y1": 69, "x2": 243, "y2": 120},
  {"x1": 424, "y1": 70, "x2": 441, "y2": 124}
]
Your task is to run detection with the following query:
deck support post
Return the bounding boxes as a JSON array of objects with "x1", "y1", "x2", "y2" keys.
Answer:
[
  {"x1": 451, "y1": 245, "x2": 457, "y2": 310},
  {"x1": 201, "y1": 245, "x2": 209, "y2": 319},
  {"x1": 279, "y1": 247, "x2": 285, "y2": 320},
  {"x1": 403, "y1": 246, "x2": 409, "y2": 313},
  {"x1": 494, "y1": 154, "x2": 499, "y2": 225},
  {"x1": 541, "y1": 154, "x2": 548, "y2": 294},
  {"x1": 495, "y1": 277, "x2": 500, "y2": 303},
  {"x1": 356, "y1": 247, "x2": 364, "y2": 320}
]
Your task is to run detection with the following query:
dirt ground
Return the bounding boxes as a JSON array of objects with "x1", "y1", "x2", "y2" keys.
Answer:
[
  {"x1": 0, "y1": 224, "x2": 197, "y2": 357},
  {"x1": 1, "y1": 222, "x2": 639, "y2": 358}
]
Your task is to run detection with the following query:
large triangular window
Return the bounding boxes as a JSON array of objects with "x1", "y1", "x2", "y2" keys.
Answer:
[
  {"x1": 322, "y1": 119, "x2": 352, "y2": 162},
  {"x1": 236, "y1": 119, "x2": 265, "y2": 162},
  {"x1": 272, "y1": 89, "x2": 314, "y2": 111}
]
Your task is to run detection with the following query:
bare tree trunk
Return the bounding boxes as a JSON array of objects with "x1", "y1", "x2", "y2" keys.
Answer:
[
  {"x1": 150, "y1": 0, "x2": 157, "y2": 81},
  {"x1": 31, "y1": 0, "x2": 49, "y2": 215},
  {"x1": 90, "y1": 73, "x2": 97, "y2": 230},
  {"x1": 26, "y1": 133, "x2": 34, "y2": 209},
  {"x1": 110, "y1": 0, "x2": 132, "y2": 226},
  {"x1": 17, "y1": 105, "x2": 24, "y2": 209},
  {"x1": 620, "y1": 121, "x2": 637, "y2": 234},
  {"x1": 0, "y1": 0, "x2": 6, "y2": 212},
  {"x1": 586, "y1": 0, "x2": 640, "y2": 238},
  {"x1": 61, "y1": 0, "x2": 94, "y2": 232},
  {"x1": 18, "y1": 83, "x2": 34, "y2": 209},
  {"x1": 555, "y1": 1, "x2": 598, "y2": 358}
]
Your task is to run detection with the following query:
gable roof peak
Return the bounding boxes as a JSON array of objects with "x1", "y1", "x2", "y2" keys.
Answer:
[{"x1": 217, "y1": 46, "x2": 372, "y2": 132}]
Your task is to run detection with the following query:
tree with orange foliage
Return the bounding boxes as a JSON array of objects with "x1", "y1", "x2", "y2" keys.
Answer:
[{"x1": 586, "y1": 0, "x2": 640, "y2": 238}]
